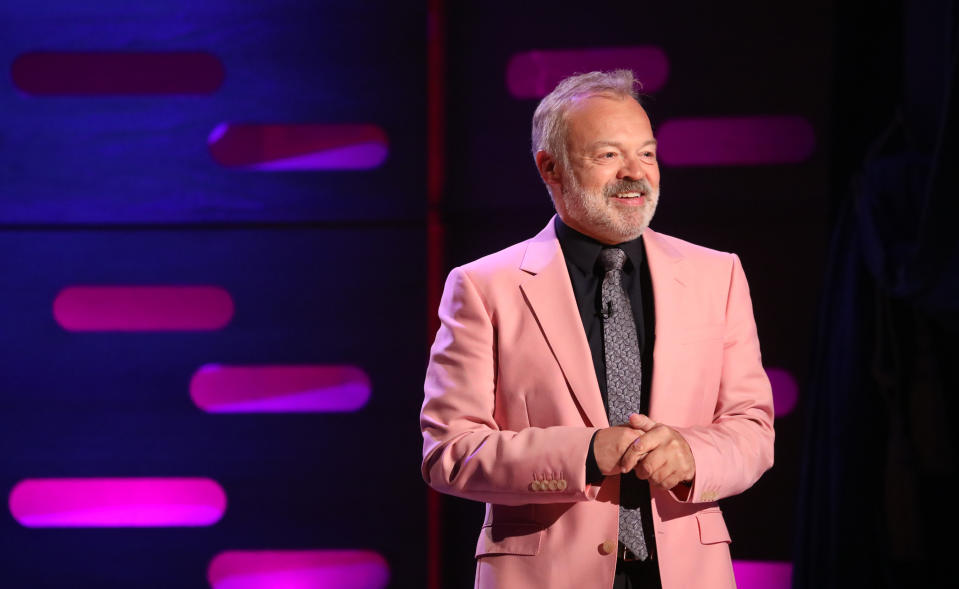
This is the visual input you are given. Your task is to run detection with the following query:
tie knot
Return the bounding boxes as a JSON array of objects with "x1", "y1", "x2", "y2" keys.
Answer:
[{"x1": 599, "y1": 247, "x2": 627, "y2": 272}]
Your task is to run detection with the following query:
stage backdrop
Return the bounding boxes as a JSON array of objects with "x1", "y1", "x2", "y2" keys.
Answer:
[
  {"x1": 2, "y1": 2, "x2": 830, "y2": 588},
  {"x1": 1, "y1": 2, "x2": 427, "y2": 587}
]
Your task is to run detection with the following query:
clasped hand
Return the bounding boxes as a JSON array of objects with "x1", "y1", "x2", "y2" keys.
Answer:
[{"x1": 593, "y1": 413, "x2": 695, "y2": 492}]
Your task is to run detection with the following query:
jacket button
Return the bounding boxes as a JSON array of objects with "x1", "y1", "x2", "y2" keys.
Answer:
[
  {"x1": 557, "y1": 479, "x2": 567, "y2": 490},
  {"x1": 600, "y1": 540, "x2": 616, "y2": 555},
  {"x1": 531, "y1": 481, "x2": 541, "y2": 491},
  {"x1": 548, "y1": 480, "x2": 558, "y2": 491}
]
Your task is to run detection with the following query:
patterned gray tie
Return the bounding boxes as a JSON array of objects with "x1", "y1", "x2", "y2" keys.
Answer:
[{"x1": 599, "y1": 247, "x2": 649, "y2": 561}]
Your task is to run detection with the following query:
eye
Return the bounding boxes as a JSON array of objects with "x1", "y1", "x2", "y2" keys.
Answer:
[
  {"x1": 600, "y1": 151, "x2": 618, "y2": 159},
  {"x1": 639, "y1": 151, "x2": 657, "y2": 163}
]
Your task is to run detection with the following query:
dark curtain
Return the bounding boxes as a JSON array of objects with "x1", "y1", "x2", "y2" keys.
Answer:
[{"x1": 794, "y1": 2, "x2": 959, "y2": 587}]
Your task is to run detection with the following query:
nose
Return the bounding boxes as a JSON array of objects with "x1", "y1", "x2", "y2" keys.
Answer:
[{"x1": 617, "y1": 153, "x2": 645, "y2": 181}]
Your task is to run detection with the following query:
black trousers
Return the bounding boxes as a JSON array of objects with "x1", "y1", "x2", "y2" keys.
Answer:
[{"x1": 613, "y1": 557, "x2": 662, "y2": 588}]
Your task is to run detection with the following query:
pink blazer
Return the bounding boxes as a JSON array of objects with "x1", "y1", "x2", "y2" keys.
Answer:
[{"x1": 421, "y1": 218, "x2": 775, "y2": 588}]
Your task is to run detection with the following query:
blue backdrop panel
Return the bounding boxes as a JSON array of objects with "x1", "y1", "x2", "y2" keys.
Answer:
[
  {"x1": 0, "y1": 225, "x2": 426, "y2": 587},
  {"x1": 0, "y1": 1, "x2": 425, "y2": 223}
]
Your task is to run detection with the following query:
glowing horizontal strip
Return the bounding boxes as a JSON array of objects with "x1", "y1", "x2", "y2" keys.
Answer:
[
  {"x1": 191, "y1": 365, "x2": 371, "y2": 413},
  {"x1": 506, "y1": 46, "x2": 668, "y2": 99},
  {"x1": 208, "y1": 123, "x2": 388, "y2": 170},
  {"x1": 733, "y1": 560, "x2": 792, "y2": 588},
  {"x1": 9, "y1": 478, "x2": 226, "y2": 527},
  {"x1": 657, "y1": 115, "x2": 815, "y2": 166},
  {"x1": 208, "y1": 550, "x2": 389, "y2": 589},
  {"x1": 11, "y1": 52, "x2": 224, "y2": 95},
  {"x1": 765, "y1": 367, "x2": 798, "y2": 417},
  {"x1": 53, "y1": 286, "x2": 234, "y2": 332}
]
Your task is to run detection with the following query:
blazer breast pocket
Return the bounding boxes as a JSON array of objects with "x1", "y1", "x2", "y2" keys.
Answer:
[
  {"x1": 475, "y1": 523, "x2": 544, "y2": 557},
  {"x1": 653, "y1": 324, "x2": 725, "y2": 417}
]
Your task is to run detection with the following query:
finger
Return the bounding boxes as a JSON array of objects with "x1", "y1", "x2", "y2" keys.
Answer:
[
  {"x1": 628, "y1": 413, "x2": 657, "y2": 432},
  {"x1": 648, "y1": 462, "x2": 680, "y2": 490},
  {"x1": 629, "y1": 426, "x2": 667, "y2": 456},
  {"x1": 618, "y1": 436, "x2": 649, "y2": 472},
  {"x1": 649, "y1": 465, "x2": 678, "y2": 489},
  {"x1": 633, "y1": 452, "x2": 658, "y2": 480}
]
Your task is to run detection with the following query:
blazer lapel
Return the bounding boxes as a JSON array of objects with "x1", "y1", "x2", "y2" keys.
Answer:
[
  {"x1": 642, "y1": 228, "x2": 688, "y2": 421},
  {"x1": 518, "y1": 218, "x2": 609, "y2": 429}
]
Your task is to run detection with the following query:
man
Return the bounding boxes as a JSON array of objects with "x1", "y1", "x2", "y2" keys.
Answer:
[{"x1": 421, "y1": 70, "x2": 774, "y2": 588}]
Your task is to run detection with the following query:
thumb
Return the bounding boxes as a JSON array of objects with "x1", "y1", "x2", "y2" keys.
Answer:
[{"x1": 628, "y1": 413, "x2": 657, "y2": 432}]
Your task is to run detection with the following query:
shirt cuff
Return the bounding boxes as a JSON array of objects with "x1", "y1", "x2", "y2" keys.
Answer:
[{"x1": 585, "y1": 430, "x2": 604, "y2": 485}]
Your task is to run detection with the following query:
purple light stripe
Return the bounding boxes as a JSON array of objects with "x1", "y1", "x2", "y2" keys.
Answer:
[
  {"x1": 765, "y1": 367, "x2": 799, "y2": 417},
  {"x1": 208, "y1": 550, "x2": 389, "y2": 589},
  {"x1": 506, "y1": 46, "x2": 668, "y2": 99},
  {"x1": 190, "y1": 365, "x2": 371, "y2": 413},
  {"x1": 208, "y1": 123, "x2": 388, "y2": 170},
  {"x1": 733, "y1": 560, "x2": 792, "y2": 589},
  {"x1": 657, "y1": 115, "x2": 815, "y2": 166},
  {"x1": 9, "y1": 478, "x2": 226, "y2": 527},
  {"x1": 11, "y1": 52, "x2": 224, "y2": 96},
  {"x1": 53, "y1": 286, "x2": 234, "y2": 332}
]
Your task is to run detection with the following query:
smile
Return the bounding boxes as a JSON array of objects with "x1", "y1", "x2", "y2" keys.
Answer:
[{"x1": 611, "y1": 191, "x2": 646, "y2": 204}]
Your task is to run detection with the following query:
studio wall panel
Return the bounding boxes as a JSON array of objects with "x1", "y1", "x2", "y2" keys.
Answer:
[
  {"x1": 0, "y1": 1, "x2": 425, "y2": 223},
  {"x1": 0, "y1": 225, "x2": 426, "y2": 587}
]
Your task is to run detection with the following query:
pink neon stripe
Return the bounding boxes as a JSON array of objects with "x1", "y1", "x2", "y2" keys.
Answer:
[
  {"x1": 506, "y1": 46, "x2": 668, "y2": 99},
  {"x1": 765, "y1": 367, "x2": 799, "y2": 417},
  {"x1": 53, "y1": 286, "x2": 234, "y2": 332},
  {"x1": 190, "y1": 365, "x2": 371, "y2": 413},
  {"x1": 208, "y1": 550, "x2": 389, "y2": 589},
  {"x1": 11, "y1": 52, "x2": 224, "y2": 95},
  {"x1": 733, "y1": 560, "x2": 792, "y2": 589},
  {"x1": 657, "y1": 115, "x2": 815, "y2": 166},
  {"x1": 9, "y1": 478, "x2": 226, "y2": 527},
  {"x1": 208, "y1": 123, "x2": 388, "y2": 170}
]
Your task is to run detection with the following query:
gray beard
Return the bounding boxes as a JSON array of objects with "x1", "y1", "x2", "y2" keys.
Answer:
[{"x1": 561, "y1": 172, "x2": 658, "y2": 243}]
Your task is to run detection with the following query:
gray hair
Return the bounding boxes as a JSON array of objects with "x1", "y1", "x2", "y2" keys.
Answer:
[{"x1": 530, "y1": 69, "x2": 642, "y2": 164}]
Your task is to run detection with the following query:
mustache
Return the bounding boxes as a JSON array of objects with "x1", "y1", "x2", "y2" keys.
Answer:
[{"x1": 603, "y1": 178, "x2": 653, "y2": 198}]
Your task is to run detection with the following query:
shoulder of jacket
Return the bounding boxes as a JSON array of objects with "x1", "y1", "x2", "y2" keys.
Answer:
[
  {"x1": 647, "y1": 228, "x2": 736, "y2": 265},
  {"x1": 455, "y1": 239, "x2": 531, "y2": 283}
]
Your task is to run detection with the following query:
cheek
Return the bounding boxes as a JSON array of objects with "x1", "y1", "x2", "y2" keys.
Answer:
[
  {"x1": 647, "y1": 166, "x2": 661, "y2": 187},
  {"x1": 576, "y1": 166, "x2": 613, "y2": 188}
]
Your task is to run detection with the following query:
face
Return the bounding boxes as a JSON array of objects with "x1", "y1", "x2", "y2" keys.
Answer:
[{"x1": 547, "y1": 94, "x2": 660, "y2": 244}]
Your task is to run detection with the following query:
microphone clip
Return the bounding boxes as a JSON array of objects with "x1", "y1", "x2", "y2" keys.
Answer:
[{"x1": 599, "y1": 300, "x2": 613, "y2": 320}]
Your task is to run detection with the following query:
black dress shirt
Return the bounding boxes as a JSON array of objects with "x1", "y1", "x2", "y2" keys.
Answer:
[
  {"x1": 554, "y1": 217, "x2": 656, "y2": 500},
  {"x1": 554, "y1": 216, "x2": 656, "y2": 415}
]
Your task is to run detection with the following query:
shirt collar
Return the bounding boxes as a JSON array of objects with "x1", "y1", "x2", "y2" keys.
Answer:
[{"x1": 554, "y1": 216, "x2": 646, "y2": 274}]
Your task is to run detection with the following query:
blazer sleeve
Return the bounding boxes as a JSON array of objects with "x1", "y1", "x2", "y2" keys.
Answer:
[
  {"x1": 672, "y1": 253, "x2": 776, "y2": 503},
  {"x1": 420, "y1": 266, "x2": 600, "y2": 506}
]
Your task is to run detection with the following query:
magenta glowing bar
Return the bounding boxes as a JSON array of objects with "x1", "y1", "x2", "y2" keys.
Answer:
[
  {"x1": 53, "y1": 286, "x2": 234, "y2": 332},
  {"x1": 208, "y1": 550, "x2": 389, "y2": 589},
  {"x1": 207, "y1": 123, "x2": 388, "y2": 170},
  {"x1": 657, "y1": 115, "x2": 815, "y2": 166},
  {"x1": 506, "y1": 46, "x2": 668, "y2": 99},
  {"x1": 9, "y1": 478, "x2": 226, "y2": 527},
  {"x1": 765, "y1": 367, "x2": 799, "y2": 417},
  {"x1": 733, "y1": 560, "x2": 792, "y2": 589},
  {"x1": 11, "y1": 51, "x2": 224, "y2": 95},
  {"x1": 191, "y1": 365, "x2": 371, "y2": 413}
]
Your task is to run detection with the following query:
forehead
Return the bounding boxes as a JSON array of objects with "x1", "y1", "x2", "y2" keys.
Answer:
[{"x1": 564, "y1": 94, "x2": 653, "y2": 147}]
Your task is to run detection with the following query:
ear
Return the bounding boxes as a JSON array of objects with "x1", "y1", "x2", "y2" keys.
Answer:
[{"x1": 535, "y1": 150, "x2": 563, "y2": 190}]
